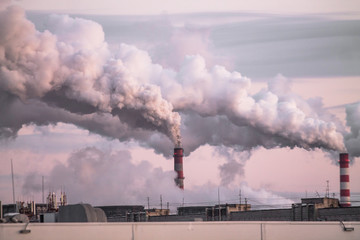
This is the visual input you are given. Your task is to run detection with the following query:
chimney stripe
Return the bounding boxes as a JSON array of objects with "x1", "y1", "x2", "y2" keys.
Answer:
[
  {"x1": 340, "y1": 175, "x2": 350, "y2": 182},
  {"x1": 339, "y1": 153, "x2": 351, "y2": 207},
  {"x1": 174, "y1": 147, "x2": 184, "y2": 190},
  {"x1": 340, "y1": 189, "x2": 350, "y2": 197},
  {"x1": 340, "y1": 162, "x2": 349, "y2": 168}
]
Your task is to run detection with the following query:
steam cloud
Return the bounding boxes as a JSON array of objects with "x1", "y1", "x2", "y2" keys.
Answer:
[
  {"x1": 0, "y1": 2, "x2": 358, "y2": 159},
  {"x1": 0, "y1": 5, "x2": 180, "y2": 145},
  {"x1": 22, "y1": 146, "x2": 293, "y2": 207},
  {"x1": 345, "y1": 102, "x2": 360, "y2": 157}
]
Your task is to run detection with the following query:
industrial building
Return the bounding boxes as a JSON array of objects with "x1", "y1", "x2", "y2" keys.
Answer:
[
  {"x1": 142, "y1": 198, "x2": 359, "y2": 222},
  {"x1": 96, "y1": 205, "x2": 145, "y2": 222},
  {"x1": 2, "y1": 192, "x2": 359, "y2": 223},
  {"x1": 92, "y1": 198, "x2": 360, "y2": 223},
  {"x1": 1, "y1": 152, "x2": 359, "y2": 224},
  {"x1": 1, "y1": 191, "x2": 67, "y2": 222}
]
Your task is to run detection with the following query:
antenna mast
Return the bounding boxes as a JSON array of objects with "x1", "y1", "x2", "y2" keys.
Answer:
[
  {"x1": 42, "y1": 176, "x2": 45, "y2": 203},
  {"x1": 239, "y1": 189, "x2": 242, "y2": 205},
  {"x1": 326, "y1": 180, "x2": 330, "y2": 198},
  {"x1": 11, "y1": 159, "x2": 15, "y2": 204},
  {"x1": 11, "y1": 159, "x2": 18, "y2": 212},
  {"x1": 218, "y1": 187, "x2": 221, "y2": 221}
]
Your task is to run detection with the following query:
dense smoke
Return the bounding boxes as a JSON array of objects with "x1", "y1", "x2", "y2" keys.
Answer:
[
  {"x1": 0, "y1": 5, "x2": 181, "y2": 145},
  {"x1": 22, "y1": 146, "x2": 293, "y2": 207},
  {"x1": 345, "y1": 102, "x2": 360, "y2": 158},
  {"x1": 0, "y1": 2, "x2": 358, "y2": 160},
  {"x1": 214, "y1": 147, "x2": 250, "y2": 186}
]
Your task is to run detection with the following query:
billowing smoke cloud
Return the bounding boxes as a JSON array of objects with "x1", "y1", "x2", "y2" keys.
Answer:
[
  {"x1": 0, "y1": 5, "x2": 181, "y2": 145},
  {"x1": 345, "y1": 102, "x2": 360, "y2": 158},
  {"x1": 214, "y1": 146, "x2": 251, "y2": 186},
  {"x1": 22, "y1": 146, "x2": 293, "y2": 208},
  {"x1": 0, "y1": 2, "x2": 357, "y2": 160},
  {"x1": 0, "y1": 0, "x2": 10, "y2": 10},
  {"x1": 170, "y1": 60, "x2": 345, "y2": 152},
  {"x1": 152, "y1": 26, "x2": 223, "y2": 70}
]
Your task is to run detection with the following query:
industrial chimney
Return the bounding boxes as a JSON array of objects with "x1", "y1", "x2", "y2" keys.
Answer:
[
  {"x1": 174, "y1": 147, "x2": 184, "y2": 190},
  {"x1": 339, "y1": 153, "x2": 351, "y2": 207}
]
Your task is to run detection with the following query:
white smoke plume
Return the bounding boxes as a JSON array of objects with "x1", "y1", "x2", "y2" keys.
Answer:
[
  {"x1": 0, "y1": 5, "x2": 181, "y2": 144},
  {"x1": 213, "y1": 146, "x2": 251, "y2": 186},
  {"x1": 344, "y1": 102, "x2": 360, "y2": 158},
  {"x1": 22, "y1": 146, "x2": 293, "y2": 208},
  {"x1": 0, "y1": 2, "x2": 356, "y2": 160}
]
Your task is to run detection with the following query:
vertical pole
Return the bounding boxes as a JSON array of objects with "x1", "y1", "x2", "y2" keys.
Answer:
[
  {"x1": 326, "y1": 180, "x2": 330, "y2": 198},
  {"x1": 218, "y1": 187, "x2": 221, "y2": 221},
  {"x1": 239, "y1": 189, "x2": 242, "y2": 205},
  {"x1": 212, "y1": 206, "x2": 214, "y2": 221},
  {"x1": 147, "y1": 197, "x2": 150, "y2": 209},
  {"x1": 160, "y1": 195, "x2": 162, "y2": 210},
  {"x1": 42, "y1": 176, "x2": 44, "y2": 204},
  {"x1": 11, "y1": 159, "x2": 17, "y2": 212}
]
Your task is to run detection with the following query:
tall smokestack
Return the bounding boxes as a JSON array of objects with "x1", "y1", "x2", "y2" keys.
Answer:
[
  {"x1": 174, "y1": 146, "x2": 184, "y2": 190},
  {"x1": 339, "y1": 153, "x2": 351, "y2": 207}
]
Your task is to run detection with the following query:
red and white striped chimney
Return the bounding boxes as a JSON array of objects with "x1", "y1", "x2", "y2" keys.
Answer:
[
  {"x1": 174, "y1": 147, "x2": 184, "y2": 190},
  {"x1": 339, "y1": 153, "x2": 351, "y2": 207}
]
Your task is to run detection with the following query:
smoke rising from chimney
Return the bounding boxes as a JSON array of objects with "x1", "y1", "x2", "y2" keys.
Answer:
[
  {"x1": 0, "y1": 3, "x2": 358, "y2": 158},
  {"x1": 21, "y1": 146, "x2": 294, "y2": 207},
  {"x1": 0, "y1": 5, "x2": 181, "y2": 145}
]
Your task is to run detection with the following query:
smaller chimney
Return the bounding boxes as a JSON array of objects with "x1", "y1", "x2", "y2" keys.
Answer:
[
  {"x1": 339, "y1": 153, "x2": 351, "y2": 207},
  {"x1": 174, "y1": 147, "x2": 184, "y2": 189}
]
